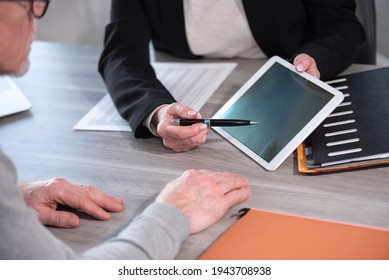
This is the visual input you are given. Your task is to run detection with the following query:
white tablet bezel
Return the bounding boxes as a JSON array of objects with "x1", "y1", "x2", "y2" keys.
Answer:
[{"x1": 212, "y1": 56, "x2": 344, "y2": 171}]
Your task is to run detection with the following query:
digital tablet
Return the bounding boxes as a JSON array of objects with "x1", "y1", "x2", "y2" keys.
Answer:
[{"x1": 212, "y1": 56, "x2": 344, "y2": 171}]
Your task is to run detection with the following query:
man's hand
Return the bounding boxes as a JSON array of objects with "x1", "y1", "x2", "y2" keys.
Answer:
[
  {"x1": 293, "y1": 53, "x2": 321, "y2": 79},
  {"x1": 19, "y1": 178, "x2": 124, "y2": 228},
  {"x1": 156, "y1": 169, "x2": 251, "y2": 234},
  {"x1": 152, "y1": 103, "x2": 210, "y2": 152}
]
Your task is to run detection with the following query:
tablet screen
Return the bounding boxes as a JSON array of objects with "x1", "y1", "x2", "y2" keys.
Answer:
[{"x1": 212, "y1": 56, "x2": 343, "y2": 170}]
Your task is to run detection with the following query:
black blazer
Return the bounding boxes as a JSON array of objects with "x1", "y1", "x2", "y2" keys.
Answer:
[{"x1": 99, "y1": 0, "x2": 365, "y2": 138}]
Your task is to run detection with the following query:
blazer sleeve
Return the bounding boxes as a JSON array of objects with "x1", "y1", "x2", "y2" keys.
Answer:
[
  {"x1": 244, "y1": 0, "x2": 365, "y2": 80},
  {"x1": 98, "y1": 0, "x2": 176, "y2": 138},
  {"x1": 293, "y1": 0, "x2": 366, "y2": 80}
]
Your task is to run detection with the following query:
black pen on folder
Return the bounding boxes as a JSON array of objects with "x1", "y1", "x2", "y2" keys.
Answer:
[{"x1": 170, "y1": 119, "x2": 259, "y2": 127}]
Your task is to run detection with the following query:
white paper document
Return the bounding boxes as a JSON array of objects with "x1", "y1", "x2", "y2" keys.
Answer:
[
  {"x1": 74, "y1": 62, "x2": 237, "y2": 132},
  {"x1": 0, "y1": 76, "x2": 32, "y2": 118}
]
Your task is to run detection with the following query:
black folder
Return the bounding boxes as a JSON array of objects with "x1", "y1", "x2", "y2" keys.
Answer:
[{"x1": 297, "y1": 67, "x2": 389, "y2": 174}]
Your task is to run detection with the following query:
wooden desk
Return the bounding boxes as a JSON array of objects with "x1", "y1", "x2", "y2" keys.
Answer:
[{"x1": 1, "y1": 41, "x2": 388, "y2": 259}]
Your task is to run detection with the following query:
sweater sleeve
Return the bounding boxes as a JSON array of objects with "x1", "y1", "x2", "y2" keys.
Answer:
[
  {"x1": 0, "y1": 150, "x2": 75, "y2": 259},
  {"x1": 0, "y1": 150, "x2": 190, "y2": 260},
  {"x1": 81, "y1": 203, "x2": 191, "y2": 260}
]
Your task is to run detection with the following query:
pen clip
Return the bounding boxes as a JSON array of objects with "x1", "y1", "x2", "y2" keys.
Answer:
[
  {"x1": 231, "y1": 208, "x2": 251, "y2": 220},
  {"x1": 238, "y1": 208, "x2": 251, "y2": 219}
]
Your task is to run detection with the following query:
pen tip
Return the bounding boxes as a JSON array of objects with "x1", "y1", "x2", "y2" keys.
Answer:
[{"x1": 250, "y1": 121, "x2": 259, "y2": 125}]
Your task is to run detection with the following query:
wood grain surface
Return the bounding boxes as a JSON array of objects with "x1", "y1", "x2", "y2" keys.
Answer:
[{"x1": 0, "y1": 41, "x2": 388, "y2": 259}]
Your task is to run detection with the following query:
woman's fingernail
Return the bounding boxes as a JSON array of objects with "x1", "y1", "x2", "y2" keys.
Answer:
[
  {"x1": 200, "y1": 124, "x2": 208, "y2": 130},
  {"x1": 296, "y1": 64, "x2": 304, "y2": 72},
  {"x1": 188, "y1": 110, "x2": 197, "y2": 116}
]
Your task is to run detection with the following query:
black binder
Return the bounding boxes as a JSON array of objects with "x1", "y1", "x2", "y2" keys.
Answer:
[{"x1": 298, "y1": 67, "x2": 389, "y2": 174}]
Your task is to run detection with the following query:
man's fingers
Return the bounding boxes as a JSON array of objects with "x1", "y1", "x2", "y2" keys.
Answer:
[
  {"x1": 79, "y1": 184, "x2": 124, "y2": 212},
  {"x1": 211, "y1": 172, "x2": 249, "y2": 194},
  {"x1": 223, "y1": 186, "x2": 251, "y2": 208},
  {"x1": 39, "y1": 209, "x2": 80, "y2": 228},
  {"x1": 68, "y1": 193, "x2": 113, "y2": 220},
  {"x1": 53, "y1": 184, "x2": 116, "y2": 220}
]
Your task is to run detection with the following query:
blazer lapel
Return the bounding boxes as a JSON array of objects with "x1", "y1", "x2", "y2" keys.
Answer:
[
  {"x1": 242, "y1": 0, "x2": 276, "y2": 57},
  {"x1": 158, "y1": 0, "x2": 196, "y2": 57},
  {"x1": 242, "y1": 0, "x2": 305, "y2": 58}
]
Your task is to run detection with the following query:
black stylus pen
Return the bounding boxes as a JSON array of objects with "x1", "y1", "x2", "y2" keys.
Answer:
[{"x1": 170, "y1": 119, "x2": 259, "y2": 127}]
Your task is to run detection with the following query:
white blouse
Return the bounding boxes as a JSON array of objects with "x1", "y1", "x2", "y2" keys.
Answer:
[{"x1": 183, "y1": 0, "x2": 266, "y2": 59}]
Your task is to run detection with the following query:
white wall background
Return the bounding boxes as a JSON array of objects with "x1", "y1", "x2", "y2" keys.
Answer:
[
  {"x1": 37, "y1": 0, "x2": 389, "y2": 63},
  {"x1": 36, "y1": 0, "x2": 110, "y2": 46},
  {"x1": 376, "y1": 0, "x2": 389, "y2": 58}
]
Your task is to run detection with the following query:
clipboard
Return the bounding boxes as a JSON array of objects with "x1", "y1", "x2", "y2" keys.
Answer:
[
  {"x1": 297, "y1": 67, "x2": 389, "y2": 174},
  {"x1": 297, "y1": 141, "x2": 389, "y2": 174},
  {"x1": 199, "y1": 208, "x2": 389, "y2": 260}
]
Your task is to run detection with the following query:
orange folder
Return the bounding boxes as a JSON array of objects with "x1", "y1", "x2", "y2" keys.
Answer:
[{"x1": 199, "y1": 209, "x2": 389, "y2": 260}]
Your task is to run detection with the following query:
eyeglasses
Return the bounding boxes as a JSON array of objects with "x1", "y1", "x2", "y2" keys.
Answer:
[{"x1": 0, "y1": 0, "x2": 50, "y2": 19}]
